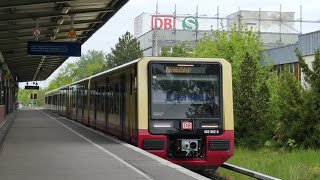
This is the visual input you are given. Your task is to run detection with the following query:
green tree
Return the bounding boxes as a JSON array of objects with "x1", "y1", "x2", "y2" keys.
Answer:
[
  {"x1": 106, "y1": 31, "x2": 143, "y2": 69},
  {"x1": 234, "y1": 52, "x2": 269, "y2": 149},
  {"x1": 18, "y1": 88, "x2": 46, "y2": 107},
  {"x1": 160, "y1": 43, "x2": 190, "y2": 57},
  {"x1": 296, "y1": 49, "x2": 320, "y2": 148},
  {"x1": 46, "y1": 50, "x2": 107, "y2": 91},
  {"x1": 46, "y1": 63, "x2": 76, "y2": 91},
  {"x1": 73, "y1": 50, "x2": 107, "y2": 81},
  {"x1": 273, "y1": 67, "x2": 304, "y2": 148},
  {"x1": 194, "y1": 28, "x2": 272, "y2": 148},
  {"x1": 194, "y1": 27, "x2": 263, "y2": 80},
  {"x1": 265, "y1": 72, "x2": 282, "y2": 144}
]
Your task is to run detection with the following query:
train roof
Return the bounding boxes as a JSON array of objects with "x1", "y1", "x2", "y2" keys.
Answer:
[
  {"x1": 89, "y1": 58, "x2": 141, "y2": 79},
  {"x1": 45, "y1": 57, "x2": 142, "y2": 94}
]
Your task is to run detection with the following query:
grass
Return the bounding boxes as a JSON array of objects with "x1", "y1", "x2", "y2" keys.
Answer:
[{"x1": 216, "y1": 148, "x2": 320, "y2": 180}]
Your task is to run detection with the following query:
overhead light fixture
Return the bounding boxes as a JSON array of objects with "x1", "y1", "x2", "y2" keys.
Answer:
[
  {"x1": 53, "y1": 27, "x2": 59, "y2": 33},
  {"x1": 111, "y1": 0, "x2": 119, "y2": 7},
  {"x1": 50, "y1": 36, "x2": 56, "y2": 40},
  {"x1": 61, "y1": 4, "x2": 71, "y2": 14},
  {"x1": 57, "y1": 17, "x2": 64, "y2": 25}
]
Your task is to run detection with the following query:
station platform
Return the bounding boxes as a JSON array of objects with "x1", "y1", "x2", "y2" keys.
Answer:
[{"x1": 0, "y1": 109, "x2": 209, "y2": 180}]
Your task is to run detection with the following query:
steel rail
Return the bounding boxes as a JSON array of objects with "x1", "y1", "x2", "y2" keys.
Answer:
[{"x1": 221, "y1": 163, "x2": 282, "y2": 180}]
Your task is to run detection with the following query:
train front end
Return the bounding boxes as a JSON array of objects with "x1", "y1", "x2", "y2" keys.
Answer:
[{"x1": 137, "y1": 57, "x2": 234, "y2": 170}]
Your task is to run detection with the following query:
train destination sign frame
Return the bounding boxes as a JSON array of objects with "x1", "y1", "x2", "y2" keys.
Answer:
[{"x1": 27, "y1": 41, "x2": 81, "y2": 57}]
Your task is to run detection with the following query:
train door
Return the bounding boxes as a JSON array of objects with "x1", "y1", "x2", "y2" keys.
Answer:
[
  {"x1": 88, "y1": 80, "x2": 95, "y2": 127},
  {"x1": 120, "y1": 74, "x2": 126, "y2": 139},
  {"x1": 83, "y1": 82, "x2": 88, "y2": 125},
  {"x1": 80, "y1": 84, "x2": 83, "y2": 122},
  {"x1": 130, "y1": 69, "x2": 138, "y2": 144},
  {"x1": 105, "y1": 78, "x2": 109, "y2": 131},
  {"x1": 66, "y1": 86, "x2": 74, "y2": 119},
  {"x1": 58, "y1": 93, "x2": 60, "y2": 114},
  {"x1": 94, "y1": 81, "x2": 97, "y2": 128},
  {"x1": 76, "y1": 85, "x2": 79, "y2": 120}
]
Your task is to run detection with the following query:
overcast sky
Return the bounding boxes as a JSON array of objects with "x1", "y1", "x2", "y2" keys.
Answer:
[{"x1": 22, "y1": 0, "x2": 320, "y2": 88}]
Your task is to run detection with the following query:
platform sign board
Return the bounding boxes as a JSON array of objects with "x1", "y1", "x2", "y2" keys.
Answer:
[
  {"x1": 27, "y1": 41, "x2": 81, "y2": 57},
  {"x1": 25, "y1": 86, "x2": 40, "y2": 90}
]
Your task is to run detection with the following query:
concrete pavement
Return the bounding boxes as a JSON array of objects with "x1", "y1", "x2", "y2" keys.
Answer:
[{"x1": 0, "y1": 109, "x2": 209, "y2": 180}]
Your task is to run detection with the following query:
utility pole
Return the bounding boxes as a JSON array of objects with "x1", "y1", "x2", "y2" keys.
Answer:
[
  {"x1": 195, "y1": 5, "x2": 198, "y2": 46},
  {"x1": 155, "y1": 0, "x2": 159, "y2": 56},
  {"x1": 279, "y1": 4, "x2": 282, "y2": 45},
  {"x1": 217, "y1": 6, "x2": 219, "y2": 30},
  {"x1": 300, "y1": 5, "x2": 302, "y2": 34}
]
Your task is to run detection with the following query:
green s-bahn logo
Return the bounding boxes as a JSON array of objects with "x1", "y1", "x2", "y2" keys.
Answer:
[{"x1": 182, "y1": 17, "x2": 198, "y2": 30}]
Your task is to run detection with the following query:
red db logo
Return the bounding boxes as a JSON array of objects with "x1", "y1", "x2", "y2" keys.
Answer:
[
  {"x1": 181, "y1": 121, "x2": 193, "y2": 130},
  {"x1": 151, "y1": 16, "x2": 176, "y2": 30}
]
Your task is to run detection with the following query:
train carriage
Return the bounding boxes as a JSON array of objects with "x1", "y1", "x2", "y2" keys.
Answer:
[{"x1": 45, "y1": 57, "x2": 234, "y2": 170}]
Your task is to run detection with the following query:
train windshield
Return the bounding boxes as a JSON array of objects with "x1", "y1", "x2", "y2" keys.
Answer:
[{"x1": 150, "y1": 62, "x2": 221, "y2": 119}]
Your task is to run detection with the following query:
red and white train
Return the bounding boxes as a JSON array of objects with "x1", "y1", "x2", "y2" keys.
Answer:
[{"x1": 45, "y1": 57, "x2": 234, "y2": 171}]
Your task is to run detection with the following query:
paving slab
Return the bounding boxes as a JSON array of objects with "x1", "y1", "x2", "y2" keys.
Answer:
[{"x1": 0, "y1": 109, "x2": 209, "y2": 180}]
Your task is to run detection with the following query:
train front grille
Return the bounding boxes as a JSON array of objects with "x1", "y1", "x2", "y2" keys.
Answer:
[
  {"x1": 209, "y1": 140, "x2": 230, "y2": 150},
  {"x1": 143, "y1": 139, "x2": 165, "y2": 150}
]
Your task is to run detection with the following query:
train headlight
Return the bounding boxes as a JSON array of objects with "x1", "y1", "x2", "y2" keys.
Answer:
[
  {"x1": 152, "y1": 121, "x2": 173, "y2": 128},
  {"x1": 201, "y1": 122, "x2": 218, "y2": 128}
]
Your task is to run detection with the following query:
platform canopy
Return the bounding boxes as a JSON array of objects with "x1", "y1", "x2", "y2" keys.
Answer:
[{"x1": 0, "y1": 0, "x2": 128, "y2": 82}]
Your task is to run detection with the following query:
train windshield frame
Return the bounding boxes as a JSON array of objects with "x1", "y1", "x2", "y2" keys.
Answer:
[{"x1": 149, "y1": 62, "x2": 222, "y2": 120}]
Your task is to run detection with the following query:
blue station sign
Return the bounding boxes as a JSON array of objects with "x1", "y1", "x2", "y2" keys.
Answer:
[{"x1": 27, "y1": 41, "x2": 81, "y2": 57}]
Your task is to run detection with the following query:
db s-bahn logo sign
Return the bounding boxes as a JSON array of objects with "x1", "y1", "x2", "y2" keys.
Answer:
[
  {"x1": 182, "y1": 17, "x2": 198, "y2": 30},
  {"x1": 181, "y1": 121, "x2": 193, "y2": 130},
  {"x1": 151, "y1": 16, "x2": 199, "y2": 31}
]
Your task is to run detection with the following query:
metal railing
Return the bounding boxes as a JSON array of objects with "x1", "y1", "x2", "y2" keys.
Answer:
[{"x1": 221, "y1": 163, "x2": 282, "y2": 180}]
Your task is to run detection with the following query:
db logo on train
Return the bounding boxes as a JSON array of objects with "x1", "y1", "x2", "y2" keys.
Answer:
[{"x1": 181, "y1": 121, "x2": 193, "y2": 130}]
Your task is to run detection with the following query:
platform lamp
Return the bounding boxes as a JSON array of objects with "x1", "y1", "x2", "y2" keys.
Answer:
[
  {"x1": 56, "y1": 17, "x2": 64, "y2": 25},
  {"x1": 50, "y1": 36, "x2": 56, "y2": 40},
  {"x1": 51, "y1": 27, "x2": 59, "y2": 40},
  {"x1": 61, "y1": 4, "x2": 71, "y2": 14}
]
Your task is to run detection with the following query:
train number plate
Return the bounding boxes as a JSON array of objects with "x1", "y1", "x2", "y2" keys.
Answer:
[{"x1": 181, "y1": 121, "x2": 193, "y2": 130}]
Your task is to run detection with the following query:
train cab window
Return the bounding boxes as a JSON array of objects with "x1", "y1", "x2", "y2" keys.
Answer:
[{"x1": 149, "y1": 62, "x2": 222, "y2": 120}]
